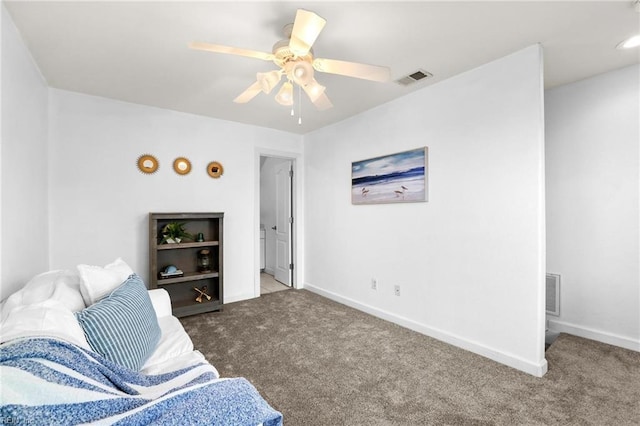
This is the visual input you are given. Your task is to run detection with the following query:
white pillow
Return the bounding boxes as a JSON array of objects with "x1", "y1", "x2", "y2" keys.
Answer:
[
  {"x1": 0, "y1": 299, "x2": 91, "y2": 350},
  {"x1": 1, "y1": 270, "x2": 85, "y2": 322},
  {"x1": 77, "y1": 258, "x2": 134, "y2": 306}
]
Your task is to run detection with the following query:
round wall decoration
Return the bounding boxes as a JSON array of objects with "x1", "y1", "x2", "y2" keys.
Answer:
[
  {"x1": 137, "y1": 154, "x2": 159, "y2": 174},
  {"x1": 173, "y1": 157, "x2": 192, "y2": 175},
  {"x1": 207, "y1": 161, "x2": 224, "y2": 178}
]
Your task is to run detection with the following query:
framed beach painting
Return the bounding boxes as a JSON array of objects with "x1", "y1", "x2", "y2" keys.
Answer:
[{"x1": 351, "y1": 147, "x2": 428, "y2": 205}]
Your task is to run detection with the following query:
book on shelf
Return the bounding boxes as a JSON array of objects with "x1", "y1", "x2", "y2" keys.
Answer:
[{"x1": 159, "y1": 269, "x2": 184, "y2": 279}]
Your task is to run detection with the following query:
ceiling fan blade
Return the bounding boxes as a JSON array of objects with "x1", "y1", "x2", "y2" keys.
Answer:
[
  {"x1": 189, "y1": 42, "x2": 274, "y2": 61},
  {"x1": 233, "y1": 81, "x2": 262, "y2": 103},
  {"x1": 289, "y1": 9, "x2": 326, "y2": 57},
  {"x1": 313, "y1": 58, "x2": 391, "y2": 82},
  {"x1": 311, "y1": 91, "x2": 333, "y2": 111}
]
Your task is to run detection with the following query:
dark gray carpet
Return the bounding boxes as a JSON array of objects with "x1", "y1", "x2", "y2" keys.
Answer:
[{"x1": 180, "y1": 289, "x2": 640, "y2": 425}]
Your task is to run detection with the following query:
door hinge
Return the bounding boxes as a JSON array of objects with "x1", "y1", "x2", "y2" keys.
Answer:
[
  {"x1": 289, "y1": 217, "x2": 293, "y2": 224},
  {"x1": 289, "y1": 263, "x2": 294, "y2": 270}
]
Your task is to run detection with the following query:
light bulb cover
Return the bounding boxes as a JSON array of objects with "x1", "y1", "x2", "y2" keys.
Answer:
[
  {"x1": 302, "y1": 78, "x2": 326, "y2": 102},
  {"x1": 275, "y1": 81, "x2": 294, "y2": 106},
  {"x1": 257, "y1": 70, "x2": 282, "y2": 94},
  {"x1": 289, "y1": 61, "x2": 314, "y2": 86}
]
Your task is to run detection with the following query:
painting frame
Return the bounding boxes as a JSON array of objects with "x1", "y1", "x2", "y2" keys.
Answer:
[{"x1": 351, "y1": 147, "x2": 428, "y2": 205}]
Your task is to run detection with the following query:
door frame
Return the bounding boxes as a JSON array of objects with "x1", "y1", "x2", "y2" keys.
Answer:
[{"x1": 254, "y1": 148, "x2": 303, "y2": 297}]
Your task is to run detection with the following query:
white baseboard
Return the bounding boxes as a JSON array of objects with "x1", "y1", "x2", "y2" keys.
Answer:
[
  {"x1": 548, "y1": 319, "x2": 640, "y2": 352},
  {"x1": 304, "y1": 283, "x2": 548, "y2": 377},
  {"x1": 224, "y1": 292, "x2": 258, "y2": 304}
]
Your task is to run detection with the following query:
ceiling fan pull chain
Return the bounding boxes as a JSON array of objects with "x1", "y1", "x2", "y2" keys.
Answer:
[{"x1": 298, "y1": 85, "x2": 302, "y2": 125}]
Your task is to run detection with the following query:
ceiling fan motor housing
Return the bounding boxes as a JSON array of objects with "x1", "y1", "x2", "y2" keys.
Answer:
[{"x1": 272, "y1": 39, "x2": 313, "y2": 69}]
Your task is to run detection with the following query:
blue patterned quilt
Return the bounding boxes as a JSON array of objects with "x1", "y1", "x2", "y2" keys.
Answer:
[{"x1": 0, "y1": 338, "x2": 282, "y2": 425}]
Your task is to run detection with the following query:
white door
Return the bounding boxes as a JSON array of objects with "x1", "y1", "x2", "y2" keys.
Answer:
[{"x1": 274, "y1": 161, "x2": 292, "y2": 286}]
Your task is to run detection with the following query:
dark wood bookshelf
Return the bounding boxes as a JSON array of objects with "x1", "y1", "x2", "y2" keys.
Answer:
[{"x1": 149, "y1": 212, "x2": 224, "y2": 318}]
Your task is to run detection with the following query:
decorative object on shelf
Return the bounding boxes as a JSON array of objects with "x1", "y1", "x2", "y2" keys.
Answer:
[
  {"x1": 207, "y1": 161, "x2": 224, "y2": 178},
  {"x1": 197, "y1": 249, "x2": 211, "y2": 272},
  {"x1": 196, "y1": 232, "x2": 205, "y2": 242},
  {"x1": 194, "y1": 286, "x2": 211, "y2": 303},
  {"x1": 137, "y1": 154, "x2": 159, "y2": 174},
  {"x1": 159, "y1": 265, "x2": 184, "y2": 279},
  {"x1": 173, "y1": 157, "x2": 192, "y2": 175},
  {"x1": 352, "y1": 147, "x2": 428, "y2": 205},
  {"x1": 160, "y1": 222, "x2": 194, "y2": 244}
]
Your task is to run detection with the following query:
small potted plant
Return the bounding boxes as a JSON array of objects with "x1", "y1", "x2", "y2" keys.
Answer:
[{"x1": 160, "y1": 222, "x2": 194, "y2": 244}]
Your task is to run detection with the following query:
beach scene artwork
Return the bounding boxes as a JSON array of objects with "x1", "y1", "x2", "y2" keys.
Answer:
[{"x1": 352, "y1": 147, "x2": 428, "y2": 204}]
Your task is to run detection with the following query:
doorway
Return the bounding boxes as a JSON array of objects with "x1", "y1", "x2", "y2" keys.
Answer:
[{"x1": 259, "y1": 156, "x2": 294, "y2": 295}]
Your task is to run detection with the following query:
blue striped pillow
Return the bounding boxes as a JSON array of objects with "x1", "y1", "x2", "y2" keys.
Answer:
[{"x1": 75, "y1": 274, "x2": 161, "y2": 371}]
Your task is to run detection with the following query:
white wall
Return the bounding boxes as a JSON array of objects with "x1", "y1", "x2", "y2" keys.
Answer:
[
  {"x1": 0, "y1": 5, "x2": 49, "y2": 301},
  {"x1": 546, "y1": 64, "x2": 640, "y2": 351},
  {"x1": 1, "y1": 5, "x2": 4, "y2": 301},
  {"x1": 304, "y1": 45, "x2": 547, "y2": 376},
  {"x1": 48, "y1": 89, "x2": 303, "y2": 303}
]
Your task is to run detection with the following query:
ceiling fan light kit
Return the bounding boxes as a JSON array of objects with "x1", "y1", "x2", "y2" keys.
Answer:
[
  {"x1": 190, "y1": 8, "x2": 391, "y2": 118},
  {"x1": 275, "y1": 82, "x2": 294, "y2": 106}
]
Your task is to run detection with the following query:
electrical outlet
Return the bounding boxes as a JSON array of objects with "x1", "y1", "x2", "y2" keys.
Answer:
[
  {"x1": 394, "y1": 285, "x2": 401, "y2": 296},
  {"x1": 371, "y1": 278, "x2": 377, "y2": 290}
]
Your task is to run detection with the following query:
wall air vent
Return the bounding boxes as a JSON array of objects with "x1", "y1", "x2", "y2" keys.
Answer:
[
  {"x1": 396, "y1": 69, "x2": 433, "y2": 86},
  {"x1": 546, "y1": 273, "x2": 561, "y2": 316}
]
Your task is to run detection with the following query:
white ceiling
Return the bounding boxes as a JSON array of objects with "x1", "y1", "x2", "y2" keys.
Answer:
[{"x1": 4, "y1": 1, "x2": 640, "y2": 134}]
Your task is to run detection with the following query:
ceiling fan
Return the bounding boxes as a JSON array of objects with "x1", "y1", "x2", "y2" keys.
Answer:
[{"x1": 189, "y1": 9, "x2": 391, "y2": 111}]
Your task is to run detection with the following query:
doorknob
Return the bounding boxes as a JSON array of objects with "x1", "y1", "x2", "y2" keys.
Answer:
[{"x1": 271, "y1": 226, "x2": 277, "y2": 230}]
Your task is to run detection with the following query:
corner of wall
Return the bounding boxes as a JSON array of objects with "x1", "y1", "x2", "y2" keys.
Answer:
[
  {"x1": 1, "y1": 4, "x2": 53, "y2": 300},
  {"x1": 0, "y1": 1, "x2": 4, "y2": 302}
]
